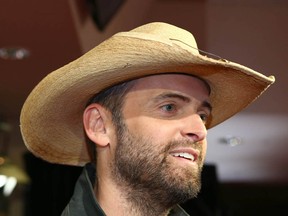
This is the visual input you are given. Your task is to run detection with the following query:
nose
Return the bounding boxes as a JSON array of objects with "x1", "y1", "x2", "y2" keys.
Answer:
[{"x1": 180, "y1": 114, "x2": 207, "y2": 143}]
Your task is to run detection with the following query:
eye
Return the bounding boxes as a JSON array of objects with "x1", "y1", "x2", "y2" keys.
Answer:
[
  {"x1": 161, "y1": 104, "x2": 176, "y2": 112},
  {"x1": 199, "y1": 113, "x2": 209, "y2": 123}
]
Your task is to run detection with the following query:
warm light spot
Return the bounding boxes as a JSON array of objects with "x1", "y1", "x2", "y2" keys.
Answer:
[{"x1": 0, "y1": 157, "x2": 5, "y2": 165}]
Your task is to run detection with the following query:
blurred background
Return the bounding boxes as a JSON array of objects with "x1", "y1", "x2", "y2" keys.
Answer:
[{"x1": 0, "y1": 0, "x2": 287, "y2": 215}]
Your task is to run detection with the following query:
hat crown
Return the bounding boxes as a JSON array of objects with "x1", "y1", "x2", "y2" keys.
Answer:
[{"x1": 129, "y1": 22, "x2": 199, "y2": 54}]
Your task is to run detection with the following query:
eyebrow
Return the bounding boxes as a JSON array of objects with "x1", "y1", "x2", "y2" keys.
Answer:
[
  {"x1": 153, "y1": 92, "x2": 191, "y2": 103},
  {"x1": 153, "y1": 92, "x2": 212, "y2": 113},
  {"x1": 202, "y1": 100, "x2": 213, "y2": 113}
]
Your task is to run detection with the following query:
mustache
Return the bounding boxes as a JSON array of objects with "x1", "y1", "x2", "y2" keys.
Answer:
[{"x1": 162, "y1": 139, "x2": 202, "y2": 154}]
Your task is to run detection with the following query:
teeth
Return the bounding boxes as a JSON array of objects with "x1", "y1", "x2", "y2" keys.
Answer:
[{"x1": 171, "y1": 152, "x2": 195, "y2": 161}]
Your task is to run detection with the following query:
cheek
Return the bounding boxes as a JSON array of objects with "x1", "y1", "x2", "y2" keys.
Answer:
[
  {"x1": 125, "y1": 117, "x2": 176, "y2": 141},
  {"x1": 201, "y1": 139, "x2": 208, "y2": 158}
]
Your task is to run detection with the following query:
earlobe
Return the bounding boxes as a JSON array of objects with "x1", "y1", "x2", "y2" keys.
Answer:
[{"x1": 83, "y1": 104, "x2": 110, "y2": 147}]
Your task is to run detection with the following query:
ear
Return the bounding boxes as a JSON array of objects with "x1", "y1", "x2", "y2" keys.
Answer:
[{"x1": 83, "y1": 104, "x2": 110, "y2": 147}]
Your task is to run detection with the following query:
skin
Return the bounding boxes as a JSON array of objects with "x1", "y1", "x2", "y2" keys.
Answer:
[{"x1": 83, "y1": 74, "x2": 211, "y2": 216}]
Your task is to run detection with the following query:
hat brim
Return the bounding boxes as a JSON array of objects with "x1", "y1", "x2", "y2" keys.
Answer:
[{"x1": 20, "y1": 26, "x2": 275, "y2": 166}]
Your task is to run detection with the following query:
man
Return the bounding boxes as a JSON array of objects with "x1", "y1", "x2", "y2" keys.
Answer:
[{"x1": 20, "y1": 22, "x2": 275, "y2": 215}]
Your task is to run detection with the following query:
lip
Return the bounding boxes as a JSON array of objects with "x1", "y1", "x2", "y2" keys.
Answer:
[{"x1": 169, "y1": 147, "x2": 199, "y2": 162}]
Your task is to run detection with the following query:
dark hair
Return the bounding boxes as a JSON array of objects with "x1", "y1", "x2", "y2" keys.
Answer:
[{"x1": 85, "y1": 80, "x2": 136, "y2": 163}]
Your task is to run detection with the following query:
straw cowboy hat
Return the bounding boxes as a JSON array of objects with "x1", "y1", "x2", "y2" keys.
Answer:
[{"x1": 20, "y1": 22, "x2": 275, "y2": 166}]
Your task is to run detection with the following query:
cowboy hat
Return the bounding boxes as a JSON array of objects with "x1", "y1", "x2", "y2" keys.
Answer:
[{"x1": 20, "y1": 22, "x2": 275, "y2": 166}]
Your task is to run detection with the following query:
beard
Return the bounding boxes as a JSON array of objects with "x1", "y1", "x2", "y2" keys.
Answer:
[{"x1": 110, "y1": 119, "x2": 204, "y2": 209}]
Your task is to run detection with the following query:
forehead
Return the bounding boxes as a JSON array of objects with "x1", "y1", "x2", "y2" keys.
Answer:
[{"x1": 130, "y1": 74, "x2": 210, "y2": 96}]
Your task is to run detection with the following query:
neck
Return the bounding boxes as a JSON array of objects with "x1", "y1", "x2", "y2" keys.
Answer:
[{"x1": 95, "y1": 173, "x2": 173, "y2": 216}]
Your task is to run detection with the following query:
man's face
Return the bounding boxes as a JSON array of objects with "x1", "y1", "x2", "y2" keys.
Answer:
[{"x1": 110, "y1": 74, "x2": 211, "y2": 205}]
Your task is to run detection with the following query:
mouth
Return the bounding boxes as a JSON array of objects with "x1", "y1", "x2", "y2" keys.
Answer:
[{"x1": 169, "y1": 149, "x2": 199, "y2": 162}]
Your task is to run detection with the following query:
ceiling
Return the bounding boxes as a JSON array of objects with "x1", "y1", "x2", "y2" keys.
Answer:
[{"x1": 0, "y1": 0, "x2": 287, "y2": 183}]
